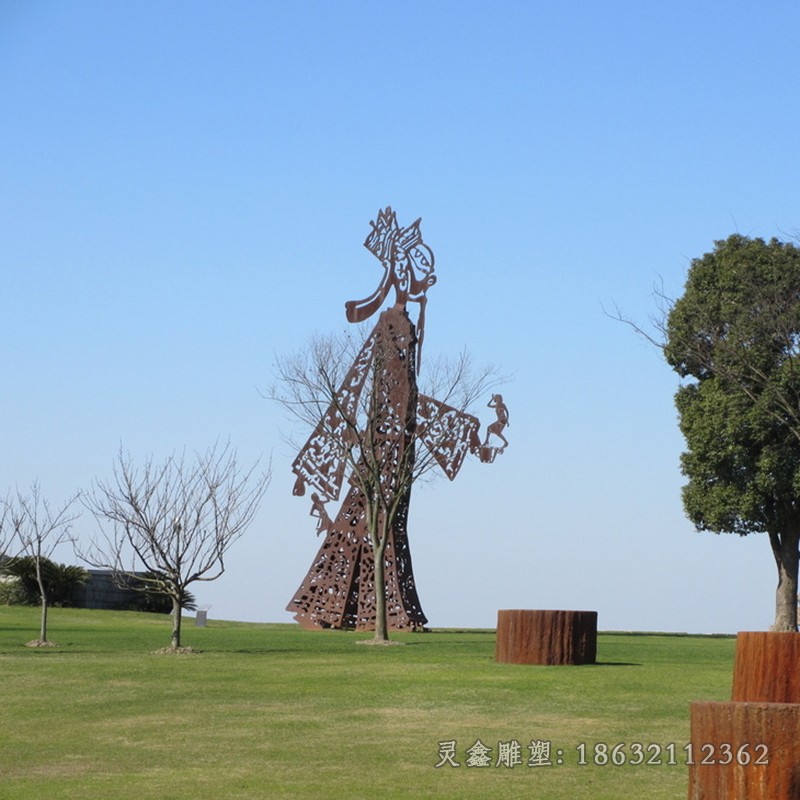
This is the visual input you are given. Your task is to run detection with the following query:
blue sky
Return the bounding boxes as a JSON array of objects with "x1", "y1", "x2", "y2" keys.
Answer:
[{"x1": 3, "y1": 1, "x2": 799, "y2": 633}]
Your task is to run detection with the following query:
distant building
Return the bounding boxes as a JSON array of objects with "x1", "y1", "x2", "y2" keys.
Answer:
[{"x1": 74, "y1": 570, "x2": 143, "y2": 611}]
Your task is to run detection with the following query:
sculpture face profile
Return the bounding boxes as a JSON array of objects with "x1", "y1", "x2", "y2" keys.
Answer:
[{"x1": 286, "y1": 207, "x2": 507, "y2": 632}]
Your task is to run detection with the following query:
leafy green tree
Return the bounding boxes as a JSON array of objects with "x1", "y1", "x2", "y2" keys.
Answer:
[{"x1": 663, "y1": 234, "x2": 800, "y2": 631}]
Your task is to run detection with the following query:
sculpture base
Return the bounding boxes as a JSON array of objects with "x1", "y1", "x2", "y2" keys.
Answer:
[
  {"x1": 688, "y1": 701, "x2": 800, "y2": 800},
  {"x1": 495, "y1": 609, "x2": 597, "y2": 665},
  {"x1": 731, "y1": 631, "x2": 800, "y2": 703}
]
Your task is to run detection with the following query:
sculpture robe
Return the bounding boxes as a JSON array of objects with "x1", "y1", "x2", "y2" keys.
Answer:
[{"x1": 287, "y1": 305, "x2": 480, "y2": 631}]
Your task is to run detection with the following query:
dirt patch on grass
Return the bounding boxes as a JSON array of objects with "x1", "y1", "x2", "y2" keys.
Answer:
[
  {"x1": 355, "y1": 639, "x2": 405, "y2": 647},
  {"x1": 152, "y1": 646, "x2": 200, "y2": 655}
]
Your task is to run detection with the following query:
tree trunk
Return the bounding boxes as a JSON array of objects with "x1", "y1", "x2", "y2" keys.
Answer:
[
  {"x1": 36, "y1": 561, "x2": 49, "y2": 643},
  {"x1": 731, "y1": 631, "x2": 800, "y2": 703},
  {"x1": 688, "y1": 701, "x2": 800, "y2": 800},
  {"x1": 372, "y1": 535, "x2": 389, "y2": 642},
  {"x1": 769, "y1": 527, "x2": 799, "y2": 632},
  {"x1": 171, "y1": 595, "x2": 182, "y2": 649},
  {"x1": 495, "y1": 610, "x2": 597, "y2": 665},
  {"x1": 39, "y1": 597, "x2": 49, "y2": 643}
]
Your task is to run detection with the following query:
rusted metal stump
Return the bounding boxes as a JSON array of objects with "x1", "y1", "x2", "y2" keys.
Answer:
[
  {"x1": 687, "y1": 632, "x2": 800, "y2": 799},
  {"x1": 731, "y1": 631, "x2": 800, "y2": 703},
  {"x1": 495, "y1": 609, "x2": 597, "y2": 665},
  {"x1": 688, "y1": 701, "x2": 800, "y2": 800}
]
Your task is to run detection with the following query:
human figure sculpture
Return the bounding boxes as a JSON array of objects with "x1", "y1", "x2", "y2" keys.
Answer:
[
  {"x1": 286, "y1": 207, "x2": 507, "y2": 631},
  {"x1": 309, "y1": 492, "x2": 334, "y2": 537},
  {"x1": 484, "y1": 394, "x2": 510, "y2": 452}
]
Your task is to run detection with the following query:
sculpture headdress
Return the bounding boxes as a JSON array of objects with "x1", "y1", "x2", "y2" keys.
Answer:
[
  {"x1": 363, "y1": 206, "x2": 401, "y2": 265},
  {"x1": 346, "y1": 206, "x2": 433, "y2": 325}
]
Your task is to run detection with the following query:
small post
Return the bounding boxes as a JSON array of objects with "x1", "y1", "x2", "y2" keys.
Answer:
[{"x1": 195, "y1": 605, "x2": 211, "y2": 627}]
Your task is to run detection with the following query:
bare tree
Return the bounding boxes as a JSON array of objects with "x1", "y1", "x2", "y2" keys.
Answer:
[
  {"x1": 0, "y1": 495, "x2": 13, "y2": 562},
  {"x1": 272, "y1": 326, "x2": 505, "y2": 642},
  {"x1": 8, "y1": 483, "x2": 79, "y2": 646},
  {"x1": 82, "y1": 443, "x2": 270, "y2": 651}
]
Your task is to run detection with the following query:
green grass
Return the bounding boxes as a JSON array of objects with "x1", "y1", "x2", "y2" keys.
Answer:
[{"x1": 0, "y1": 607, "x2": 735, "y2": 799}]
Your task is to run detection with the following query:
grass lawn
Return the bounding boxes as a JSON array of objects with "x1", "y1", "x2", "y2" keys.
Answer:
[{"x1": 0, "y1": 606, "x2": 735, "y2": 799}]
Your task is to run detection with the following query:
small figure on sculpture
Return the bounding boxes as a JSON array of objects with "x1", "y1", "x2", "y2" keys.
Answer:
[
  {"x1": 484, "y1": 393, "x2": 509, "y2": 452},
  {"x1": 309, "y1": 492, "x2": 334, "y2": 537},
  {"x1": 475, "y1": 394, "x2": 510, "y2": 464}
]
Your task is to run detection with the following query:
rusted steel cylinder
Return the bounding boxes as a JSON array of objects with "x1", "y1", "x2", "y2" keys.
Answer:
[
  {"x1": 731, "y1": 631, "x2": 800, "y2": 703},
  {"x1": 495, "y1": 609, "x2": 597, "y2": 665},
  {"x1": 688, "y1": 701, "x2": 800, "y2": 800}
]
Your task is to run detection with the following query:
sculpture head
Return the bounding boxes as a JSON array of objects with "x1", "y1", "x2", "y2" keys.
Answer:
[{"x1": 345, "y1": 207, "x2": 435, "y2": 323}]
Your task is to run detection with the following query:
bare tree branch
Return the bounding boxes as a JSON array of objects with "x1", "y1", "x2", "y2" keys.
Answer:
[
  {"x1": 608, "y1": 277, "x2": 800, "y2": 446},
  {"x1": 0, "y1": 494, "x2": 13, "y2": 562},
  {"x1": 8, "y1": 483, "x2": 79, "y2": 644},
  {"x1": 80, "y1": 442, "x2": 270, "y2": 650}
]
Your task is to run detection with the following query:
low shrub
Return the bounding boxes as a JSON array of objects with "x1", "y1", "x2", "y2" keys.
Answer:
[{"x1": 0, "y1": 557, "x2": 88, "y2": 607}]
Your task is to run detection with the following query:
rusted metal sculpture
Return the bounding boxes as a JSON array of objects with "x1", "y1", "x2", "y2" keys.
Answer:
[{"x1": 286, "y1": 207, "x2": 507, "y2": 631}]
